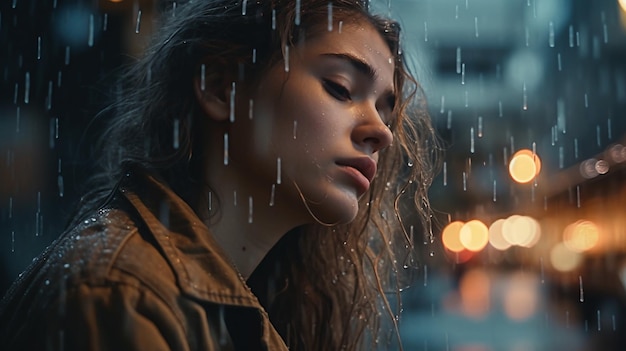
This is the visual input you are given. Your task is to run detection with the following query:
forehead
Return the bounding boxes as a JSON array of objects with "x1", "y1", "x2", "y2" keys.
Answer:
[{"x1": 298, "y1": 21, "x2": 395, "y2": 82}]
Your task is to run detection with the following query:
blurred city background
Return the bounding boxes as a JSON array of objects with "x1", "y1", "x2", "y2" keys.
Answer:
[{"x1": 1, "y1": 0, "x2": 626, "y2": 350}]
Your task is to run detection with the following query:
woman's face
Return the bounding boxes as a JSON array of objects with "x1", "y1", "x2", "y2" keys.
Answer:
[{"x1": 228, "y1": 19, "x2": 395, "y2": 225}]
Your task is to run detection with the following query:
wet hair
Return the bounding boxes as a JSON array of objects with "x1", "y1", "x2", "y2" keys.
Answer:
[{"x1": 82, "y1": 0, "x2": 439, "y2": 350}]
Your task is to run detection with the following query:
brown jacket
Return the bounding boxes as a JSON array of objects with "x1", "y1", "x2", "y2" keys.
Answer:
[{"x1": 0, "y1": 171, "x2": 288, "y2": 351}]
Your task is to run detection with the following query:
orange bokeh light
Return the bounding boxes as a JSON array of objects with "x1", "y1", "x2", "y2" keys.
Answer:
[
  {"x1": 509, "y1": 149, "x2": 541, "y2": 183},
  {"x1": 442, "y1": 221, "x2": 465, "y2": 252},
  {"x1": 459, "y1": 220, "x2": 489, "y2": 252},
  {"x1": 563, "y1": 220, "x2": 600, "y2": 252}
]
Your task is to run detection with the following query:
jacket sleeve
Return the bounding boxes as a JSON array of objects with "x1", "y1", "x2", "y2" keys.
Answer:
[{"x1": 42, "y1": 281, "x2": 198, "y2": 351}]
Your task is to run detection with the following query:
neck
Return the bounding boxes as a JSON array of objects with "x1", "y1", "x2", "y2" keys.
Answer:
[{"x1": 201, "y1": 141, "x2": 309, "y2": 279}]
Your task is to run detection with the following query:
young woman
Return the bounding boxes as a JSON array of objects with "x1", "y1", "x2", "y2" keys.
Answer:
[{"x1": 0, "y1": 0, "x2": 438, "y2": 350}]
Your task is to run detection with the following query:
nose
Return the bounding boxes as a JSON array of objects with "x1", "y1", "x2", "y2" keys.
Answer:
[{"x1": 352, "y1": 106, "x2": 394, "y2": 155}]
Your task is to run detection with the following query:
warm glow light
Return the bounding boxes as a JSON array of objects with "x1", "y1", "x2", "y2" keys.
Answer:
[
  {"x1": 459, "y1": 220, "x2": 489, "y2": 252},
  {"x1": 442, "y1": 221, "x2": 465, "y2": 252},
  {"x1": 503, "y1": 272, "x2": 539, "y2": 321},
  {"x1": 550, "y1": 242, "x2": 582, "y2": 272},
  {"x1": 459, "y1": 268, "x2": 491, "y2": 319},
  {"x1": 563, "y1": 220, "x2": 600, "y2": 252},
  {"x1": 509, "y1": 149, "x2": 541, "y2": 183},
  {"x1": 620, "y1": 0, "x2": 626, "y2": 13},
  {"x1": 502, "y1": 215, "x2": 540, "y2": 247},
  {"x1": 109, "y1": 0, "x2": 124, "y2": 3},
  {"x1": 488, "y1": 219, "x2": 512, "y2": 251}
]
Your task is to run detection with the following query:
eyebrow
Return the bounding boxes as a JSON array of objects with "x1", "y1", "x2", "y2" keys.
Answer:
[{"x1": 320, "y1": 52, "x2": 397, "y2": 108}]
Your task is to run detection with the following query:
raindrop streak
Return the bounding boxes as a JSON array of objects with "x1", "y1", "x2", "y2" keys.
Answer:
[
  {"x1": 35, "y1": 192, "x2": 42, "y2": 237},
  {"x1": 576, "y1": 185, "x2": 581, "y2": 208},
  {"x1": 569, "y1": 25, "x2": 575, "y2": 47},
  {"x1": 200, "y1": 64, "x2": 206, "y2": 91},
  {"x1": 229, "y1": 82, "x2": 236, "y2": 123},
  {"x1": 596, "y1": 125, "x2": 601, "y2": 147},
  {"x1": 525, "y1": 26, "x2": 530, "y2": 47},
  {"x1": 584, "y1": 93, "x2": 589, "y2": 108},
  {"x1": 613, "y1": 315, "x2": 616, "y2": 331},
  {"x1": 248, "y1": 99, "x2": 254, "y2": 119},
  {"x1": 455, "y1": 5, "x2": 459, "y2": 19},
  {"x1": 549, "y1": 21, "x2": 555, "y2": 47},
  {"x1": 58, "y1": 158, "x2": 64, "y2": 198},
  {"x1": 9, "y1": 197, "x2": 13, "y2": 218},
  {"x1": 327, "y1": 2, "x2": 333, "y2": 31},
  {"x1": 559, "y1": 147, "x2": 564, "y2": 169},
  {"x1": 241, "y1": 0, "x2": 247, "y2": 15},
  {"x1": 88, "y1": 14, "x2": 94, "y2": 47},
  {"x1": 597, "y1": 310, "x2": 601, "y2": 331},
  {"x1": 456, "y1": 47, "x2": 462, "y2": 73},
  {"x1": 462, "y1": 171, "x2": 467, "y2": 191},
  {"x1": 498, "y1": 101, "x2": 503, "y2": 117},
  {"x1": 579, "y1": 276, "x2": 584, "y2": 302},
  {"x1": 423, "y1": 264, "x2": 428, "y2": 287},
  {"x1": 271, "y1": 9, "x2": 276, "y2": 30},
  {"x1": 540, "y1": 257, "x2": 545, "y2": 283},
  {"x1": 103, "y1": 13, "x2": 108, "y2": 31},
  {"x1": 440, "y1": 96, "x2": 445, "y2": 113},
  {"x1": 284, "y1": 45, "x2": 290, "y2": 72},
  {"x1": 233, "y1": 191, "x2": 237, "y2": 207},
  {"x1": 135, "y1": 10, "x2": 142, "y2": 34},
  {"x1": 269, "y1": 184, "x2": 276, "y2": 206},
  {"x1": 208, "y1": 192, "x2": 212, "y2": 211},
  {"x1": 607, "y1": 118, "x2": 612, "y2": 139},
  {"x1": 522, "y1": 82, "x2": 528, "y2": 110},
  {"x1": 24, "y1": 72, "x2": 30, "y2": 104},
  {"x1": 13, "y1": 83, "x2": 18, "y2": 104},
  {"x1": 173, "y1": 119, "x2": 180, "y2": 149},
  {"x1": 424, "y1": 22, "x2": 428, "y2": 42},
  {"x1": 294, "y1": 0, "x2": 301, "y2": 25},
  {"x1": 37, "y1": 36, "x2": 41, "y2": 60},
  {"x1": 574, "y1": 138, "x2": 579, "y2": 159},
  {"x1": 492, "y1": 180, "x2": 497, "y2": 202},
  {"x1": 65, "y1": 46, "x2": 70, "y2": 65},
  {"x1": 461, "y1": 63, "x2": 465, "y2": 85},
  {"x1": 469, "y1": 127, "x2": 475, "y2": 153},
  {"x1": 474, "y1": 17, "x2": 479, "y2": 37},
  {"x1": 248, "y1": 196, "x2": 253, "y2": 224},
  {"x1": 477, "y1": 116, "x2": 483, "y2": 137},
  {"x1": 557, "y1": 53, "x2": 562, "y2": 71},
  {"x1": 276, "y1": 157, "x2": 282, "y2": 185},
  {"x1": 57, "y1": 71, "x2": 62, "y2": 87},
  {"x1": 293, "y1": 120, "x2": 297, "y2": 139},
  {"x1": 46, "y1": 81, "x2": 53, "y2": 110},
  {"x1": 11, "y1": 231, "x2": 15, "y2": 253},
  {"x1": 442, "y1": 162, "x2": 447, "y2": 186},
  {"x1": 15, "y1": 107, "x2": 20, "y2": 133},
  {"x1": 223, "y1": 133, "x2": 229, "y2": 165},
  {"x1": 446, "y1": 110, "x2": 452, "y2": 129}
]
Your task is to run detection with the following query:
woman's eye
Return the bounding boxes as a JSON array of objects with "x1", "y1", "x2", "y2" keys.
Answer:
[{"x1": 322, "y1": 79, "x2": 351, "y2": 101}]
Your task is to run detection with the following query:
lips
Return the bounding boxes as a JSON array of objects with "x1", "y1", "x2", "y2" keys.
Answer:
[{"x1": 336, "y1": 157, "x2": 377, "y2": 190}]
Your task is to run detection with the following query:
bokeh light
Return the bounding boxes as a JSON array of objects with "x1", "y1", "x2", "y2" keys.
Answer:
[
  {"x1": 509, "y1": 149, "x2": 541, "y2": 183},
  {"x1": 488, "y1": 219, "x2": 512, "y2": 251},
  {"x1": 442, "y1": 221, "x2": 466, "y2": 253},
  {"x1": 550, "y1": 242, "x2": 583, "y2": 272},
  {"x1": 563, "y1": 220, "x2": 600, "y2": 252},
  {"x1": 501, "y1": 215, "x2": 541, "y2": 248},
  {"x1": 503, "y1": 272, "x2": 539, "y2": 321},
  {"x1": 459, "y1": 268, "x2": 491, "y2": 319},
  {"x1": 459, "y1": 220, "x2": 489, "y2": 252}
]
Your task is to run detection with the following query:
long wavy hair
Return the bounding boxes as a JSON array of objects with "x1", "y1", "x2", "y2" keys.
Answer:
[{"x1": 81, "y1": 0, "x2": 440, "y2": 350}]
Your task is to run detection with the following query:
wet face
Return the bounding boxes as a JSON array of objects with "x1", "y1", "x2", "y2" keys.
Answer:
[{"x1": 228, "y1": 19, "x2": 395, "y2": 225}]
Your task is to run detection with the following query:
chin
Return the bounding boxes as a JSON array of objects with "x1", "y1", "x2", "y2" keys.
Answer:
[{"x1": 304, "y1": 189, "x2": 360, "y2": 226}]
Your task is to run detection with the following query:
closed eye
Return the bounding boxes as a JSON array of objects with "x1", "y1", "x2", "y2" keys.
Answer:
[{"x1": 322, "y1": 79, "x2": 351, "y2": 101}]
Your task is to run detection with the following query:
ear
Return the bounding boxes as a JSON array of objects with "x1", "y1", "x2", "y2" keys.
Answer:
[{"x1": 193, "y1": 73, "x2": 232, "y2": 122}]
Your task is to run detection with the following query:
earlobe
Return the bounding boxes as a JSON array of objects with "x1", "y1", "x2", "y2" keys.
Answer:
[{"x1": 193, "y1": 76, "x2": 231, "y2": 122}]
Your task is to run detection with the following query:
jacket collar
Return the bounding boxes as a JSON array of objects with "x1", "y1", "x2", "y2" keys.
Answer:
[{"x1": 120, "y1": 170, "x2": 261, "y2": 308}]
